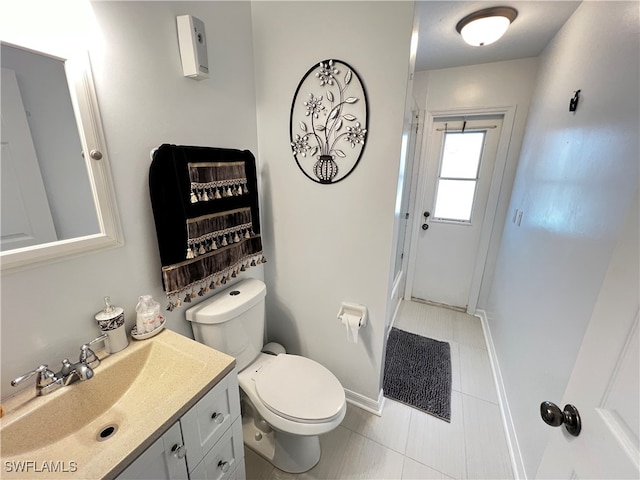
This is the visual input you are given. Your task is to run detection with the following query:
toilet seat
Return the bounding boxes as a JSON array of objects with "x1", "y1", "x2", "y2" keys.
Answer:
[{"x1": 253, "y1": 354, "x2": 345, "y2": 423}]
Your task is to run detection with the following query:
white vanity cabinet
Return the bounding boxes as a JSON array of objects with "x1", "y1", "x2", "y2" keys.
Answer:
[
  {"x1": 181, "y1": 369, "x2": 244, "y2": 479},
  {"x1": 118, "y1": 369, "x2": 244, "y2": 480},
  {"x1": 117, "y1": 421, "x2": 188, "y2": 480}
]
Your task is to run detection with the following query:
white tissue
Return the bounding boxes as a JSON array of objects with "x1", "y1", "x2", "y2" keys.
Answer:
[{"x1": 341, "y1": 313, "x2": 362, "y2": 344}]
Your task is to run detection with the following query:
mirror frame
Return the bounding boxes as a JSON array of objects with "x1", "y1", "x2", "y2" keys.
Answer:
[{"x1": 0, "y1": 45, "x2": 123, "y2": 273}]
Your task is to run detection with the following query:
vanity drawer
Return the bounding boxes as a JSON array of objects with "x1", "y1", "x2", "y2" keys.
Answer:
[
  {"x1": 117, "y1": 421, "x2": 188, "y2": 480},
  {"x1": 189, "y1": 418, "x2": 244, "y2": 480},
  {"x1": 181, "y1": 369, "x2": 241, "y2": 470}
]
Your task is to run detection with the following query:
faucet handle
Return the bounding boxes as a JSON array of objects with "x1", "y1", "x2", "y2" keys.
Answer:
[
  {"x1": 80, "y1": 333, "x2": 108, "y2": 367},
  {"x1": 88, "y1": 333, "x2": 108, "y2": 347},
  {"x1": 79, "y1": 345, "x2": 100, "y2": 368},
  {"x1": 38, "y1": 366, "x2": 58, "y2": 387},
  {"x1": 11, "y1": 365, "x2": 57, "y2": 389}
]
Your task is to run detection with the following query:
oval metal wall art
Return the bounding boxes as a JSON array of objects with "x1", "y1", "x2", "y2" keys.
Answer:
[{"x1": 290, "y1": 59, "x2": 368, "y2": 184}]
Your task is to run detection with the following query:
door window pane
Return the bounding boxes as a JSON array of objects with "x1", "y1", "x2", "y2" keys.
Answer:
[
  {"x1": 440, "y1": 132, "x2": 484, "y2": 179},
  {"x1": 433, "y1": 130, "x2": 485, "y2": 222},
  {"x1": 433, "y1": 179, "x2": 476, "y2": 221}
]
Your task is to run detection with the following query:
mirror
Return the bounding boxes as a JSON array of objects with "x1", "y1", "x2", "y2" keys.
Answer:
[
  {"x1": 0, "y1": 41, "x2": 123, "y2": 272},
  {"x1": 1, "y1": 43, "x2": 99, "y2": 249}
]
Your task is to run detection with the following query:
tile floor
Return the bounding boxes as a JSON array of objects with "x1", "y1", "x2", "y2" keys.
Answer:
[{"x1": 244, "y1": 300, "x2": 514, "y2": 479}]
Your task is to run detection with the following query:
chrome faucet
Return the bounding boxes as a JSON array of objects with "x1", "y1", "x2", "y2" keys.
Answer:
[
  {"x1": 10, "y1": 364, "x2": 61, "y2": 396},
  {"x1": 11, "y1": 333, "x2": 108, "y2": 396},
  {"x1": 60, "y1": 356, "x2": 95, "y2": 385}
]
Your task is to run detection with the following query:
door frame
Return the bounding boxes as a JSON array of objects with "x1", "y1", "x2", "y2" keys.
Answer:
[
  {"x1": 394, "y1": 108, "x2": 425, "y2": 288},
  {"x1": 404, "y1": 105, "x2": 517, "y2": 313}
]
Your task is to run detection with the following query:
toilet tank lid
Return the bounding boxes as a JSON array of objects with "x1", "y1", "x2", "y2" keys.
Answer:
[{"x1": 185, "y1": 278, "x2": 266, "y2": 324}]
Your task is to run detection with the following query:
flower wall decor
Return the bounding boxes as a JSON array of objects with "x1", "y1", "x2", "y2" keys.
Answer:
[{"x1": 290, "y1": 59, "x2": 368, "y2": 184}]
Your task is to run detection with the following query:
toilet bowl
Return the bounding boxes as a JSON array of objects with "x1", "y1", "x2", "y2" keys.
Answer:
[
  {"x1": 239, "y1": 351, "x2": 346, "y2": 472},
  {"x1": 185, "y1": 278, "x2": 346, "y2": 473}
]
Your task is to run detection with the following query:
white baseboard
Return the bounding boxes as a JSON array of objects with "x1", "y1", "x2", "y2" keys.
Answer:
[
  {"x1": 476, "y1": 309, "x2": 527, "y2": 480},
  {"x1": 344, "y1": 388, "x2": 385, "y2": 417}
]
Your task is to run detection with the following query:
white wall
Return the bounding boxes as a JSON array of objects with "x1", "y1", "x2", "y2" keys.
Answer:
[
  {"x1": 485, "y1": 2, "x2": 639, "y2": 476},
  {"x1": 251, "y1": 1, "x2": 415, "y2": 402},
  {"x1": 1, "y1": 0, "x2": 415, "y2": 407},
  {"x1": 1, "y1": 1, "x2": 261, "y2": 398},
  {"x1": 411, "y1": 58, "x2": 539, "y2": 309}
]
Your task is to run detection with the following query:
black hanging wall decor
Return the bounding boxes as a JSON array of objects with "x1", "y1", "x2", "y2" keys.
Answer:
[{"x1": 290, "y1": 59, "x2": 368, "y2": 184}]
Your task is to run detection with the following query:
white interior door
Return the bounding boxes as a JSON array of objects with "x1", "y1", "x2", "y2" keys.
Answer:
[
  {"x1": 411, "y1": 116, "x2": 502, "y2": 309},
  {"x1": 537, "y1": 195, "x2": 639, "y2": 479},
  {"x1": 1, "y1": 67, "x2": 57, "y2": 250}
]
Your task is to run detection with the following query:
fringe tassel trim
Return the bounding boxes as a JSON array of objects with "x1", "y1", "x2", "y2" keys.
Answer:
[
  {"x1": 185, "y1": 208, "x2": 255, "y2": 259},
  {"x1": 164, "y1": 253, "x2": 267, "y2": 311},
  {"x1": 188, "y1": 160, "x2": 249, "y2": 204},
  {"x1": 189, "y1": 179, "x2": 249, "y2": 204}
]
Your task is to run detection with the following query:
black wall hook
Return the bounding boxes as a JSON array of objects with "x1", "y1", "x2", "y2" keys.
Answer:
[{"x1": 569, "y1": 89, "x2": 581, "y2": 112}]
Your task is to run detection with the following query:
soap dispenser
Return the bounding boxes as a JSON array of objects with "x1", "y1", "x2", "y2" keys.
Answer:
[{"x1": 95, "y1": 296, "x2": 128, "y2": 354}]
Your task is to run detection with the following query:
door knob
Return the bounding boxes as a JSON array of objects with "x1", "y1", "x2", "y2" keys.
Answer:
[{"x1": 540, "y1": 401, "x2": 581, "y2": 436}]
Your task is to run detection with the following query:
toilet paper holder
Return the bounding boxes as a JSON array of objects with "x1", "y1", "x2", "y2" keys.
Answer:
[{"x1": 337, "y1": 302, "x2": 368, "y2": 328}]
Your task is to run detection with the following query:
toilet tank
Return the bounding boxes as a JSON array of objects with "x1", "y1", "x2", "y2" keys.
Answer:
[{"x1": 185, "y1": 278, "x2": 266, "y2": 371}]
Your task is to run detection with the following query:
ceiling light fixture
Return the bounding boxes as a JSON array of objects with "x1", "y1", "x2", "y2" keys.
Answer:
[{"x1": 456, "y1": 6, "x2": 518, "y2": 47}]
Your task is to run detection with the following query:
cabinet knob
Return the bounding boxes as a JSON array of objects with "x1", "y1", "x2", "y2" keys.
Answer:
[
  {"x1": 171, "y1": 443, "x2": 186, "y2": 459},
  {"x1": 211, "y1": 412, "x2": 224, "y2": 424},
  {"x1": 218, "y1": 460, "x2": 230, "y2": 473}
]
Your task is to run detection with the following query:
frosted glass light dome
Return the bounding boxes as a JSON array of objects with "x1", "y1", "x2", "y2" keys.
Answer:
[{"x1": 456, "y1": 7, "x2": 518, "y2": 47}]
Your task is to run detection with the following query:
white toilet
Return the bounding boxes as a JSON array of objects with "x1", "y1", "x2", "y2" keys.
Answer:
[{"x1": 185, "y1": 278, "x2": 346, "y2": 473}]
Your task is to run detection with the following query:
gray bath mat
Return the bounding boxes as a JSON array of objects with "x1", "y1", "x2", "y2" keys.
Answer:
[{"x1": 383, "y1": 327, "x2": 452, "y2": 422}]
